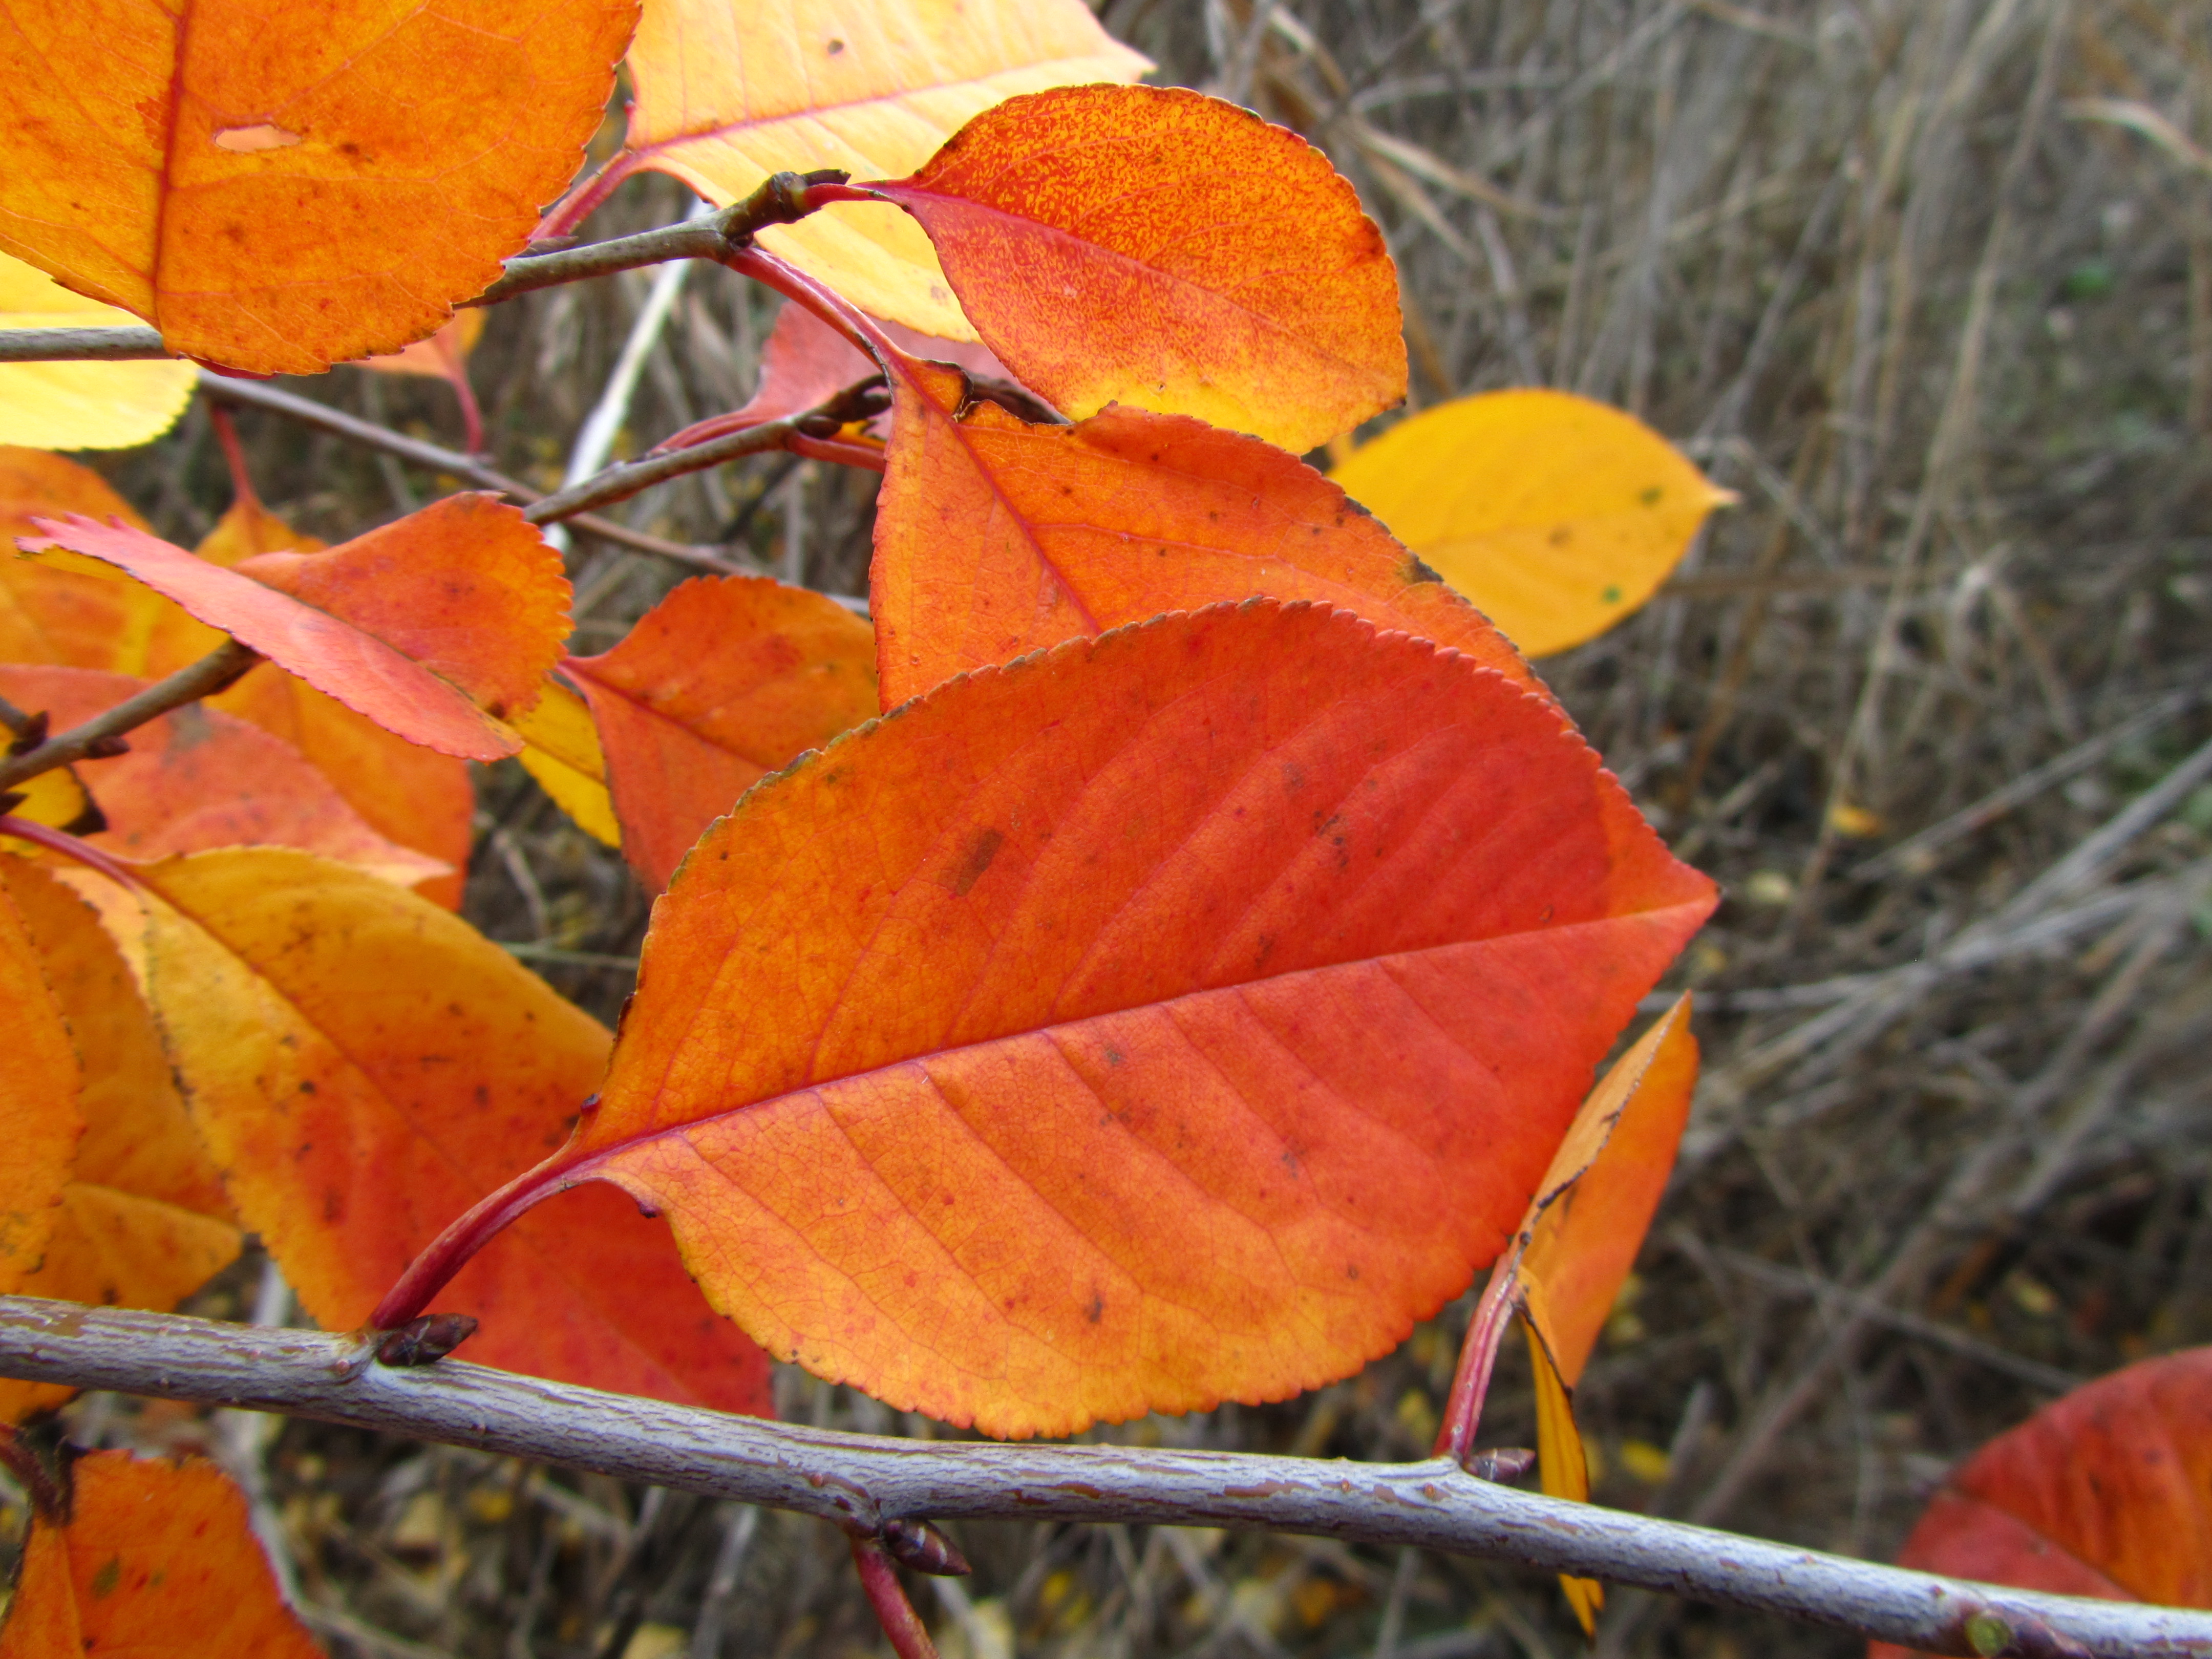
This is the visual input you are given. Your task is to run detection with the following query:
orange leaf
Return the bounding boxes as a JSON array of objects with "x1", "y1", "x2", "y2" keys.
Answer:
[
  {"x1": 0, "y1": 873, "x2": 80, "y2": 1296},
  {"x1": 0, "y1": 857, "x2": 240, "y2": 1424},
  {"x1": 1871, "y1": 1347, "x2": 2212, "y2": 1658},
  {"x1": 0, "y1": 450, "x2": 165, "y2": 671},
  {"x1": 452, "y1": 603, "x2": 1715, "y2": 1438},
  {"x1": 69, "y1": 849, "x2": 772, "y2": 1414},
  {"x1": 869, "y1": 86, "x2": 1407, "y2": 454},
  {"x1": 20, "y1": 495, "x2": 570, "y2": 759},
  {"x1": 1328, "y1": 392, "x2": 1734, "y2": 657},
  {"x1": 0, "y1": 664, "x2": 449, "y2": 886},
  {"x1": 154, "y1": 499, "x2": 475, "y2": 909},
  {"x1": 870, "y1": 354, "x2": 1538, "y2": 710},
  {"x1": 0, "y1": 0, "x2": 639, "y2": 374},
  {"x1": 1517, "y1": 995, "x2": 1698, "y2": 1387},
  {"x1": 364, "y1": 309, "x2": 487, "y2": 379},
  {"x1": 563, "y1": 574, "x2": 878, "y2": 890},
  {"x1": 616, "y1": 0, "x2": 1147, "y2": 338},
  {"x1": 0, "y1": 1434, "x2": 322, "y2": 1659}
]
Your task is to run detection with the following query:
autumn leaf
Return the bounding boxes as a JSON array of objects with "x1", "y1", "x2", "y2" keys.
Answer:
[
  {"x1": 0, "y1": 0, "x2": 639, "y2": 374},
  {"x1": 0, "y1": 254, "x2": 196, "y2": 451},
  {"x1": 0, "y1": 664, "x2": 449, "y2": 885},
  {"x1": 610, "y1": 0, "x2": 1147, "y2": 338},
  {"x1": 0, "y1": 871, "x2": 80, "y2": 1301},
  {"x1": 0, "y1": 857, "x2": 239, "y2": 1425},
  {"x1": 867, "y1": 85, "x2": 1407, "y2": 454},
  {"x1": 394, "y1": 602, "x2": 1715, "y2": 1438},
  {"x1": 20, "y1": 494, "x2": 570, "y2": 759},
  {"x1": 147, "y1": 498, "x2": 475, "y2": 909},
  {"x1": 0, "y1": 1431, "x2": 322, "y2": 1659},
  {"x1": 512, "y1": 679, "x2": 622, "y2": 848},
  {"x1": 0, "y1": 450, "x2": 167, "y2": 671},
  {"x1": 871, "y1": 352, "x2": 1538, "y2": 710},
  {"x1": 1869, "y1": 1346, "x2": 2212, "y2": 1659},
  {"x1": 562, "y1": 573, "x2": 878, "y2": 890},
  {"x1": 1435, "y1": 996, "x2": 1698, "y2": 1632},
  {"x1": 1328, "y1": 391, "x2": 1734, "y2": 657},
  {"x1": 63, "y1": 847, "x2": 771, "y2": 1414}
]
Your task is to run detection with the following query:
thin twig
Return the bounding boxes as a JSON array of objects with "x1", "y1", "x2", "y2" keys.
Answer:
[
  {"x1": 197, "y1": 376, "x2": 741, "y2": 572},
  {"x1": 0, "y1": 1299, "x2": 2204, "y2": 1659},
  {"x1": 0, "y1": 325, "x2": 170, "y2": 363},
  {"x1": 0, "y1": 640, "x2": 260, "y2": 792}
]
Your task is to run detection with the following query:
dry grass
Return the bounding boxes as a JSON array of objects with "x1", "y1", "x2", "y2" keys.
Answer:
[{"x1": 8, "y1": 2, "x2": 2210, "y2": 1657}]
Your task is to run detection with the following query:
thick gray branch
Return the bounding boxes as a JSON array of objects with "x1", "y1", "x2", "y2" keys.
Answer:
[
  {"x1": 0, "y1": 325, "x2": 171, "y2": 362},
  {"x1": 1, "y1": 1299, "x2": 2202, "y2": 1659}
]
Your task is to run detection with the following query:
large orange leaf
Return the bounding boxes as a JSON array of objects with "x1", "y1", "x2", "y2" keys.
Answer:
[
  {"x1": 403, "y1": 603, "x2": 1715, "y2": 1438},
  {"x1": 0, "y1": 857, "x2": 239, "y2": 1424},
  {"x1": 1870, "y1": 1347, "x2": 2212, "y2": 1658},
  {"x1": 1328, "y1": 392, "x2": 1734, "y2": 657},
  {"x1": 868, "y1": 86, "x2": 1407, "y2": 454},
  {"x1": 0, "y1": 450, "x2": 165, "y2": 670},
  {"x1": 65, "y1": 848, "x2": 772, "y2": 1414},
  {"x1": 0, "y1": 873, "x2": 79, "y2": 1299},
  {"x1": 563, "y1": 573, "x2": 878, "y2": 890},
  {"x1": 19, "y1": 494, "x2": 569, "y2": 759},
  {"x1": 870, "y1": 353, "x2": 1537, "y2": 710},
  {"x1": 0, "y1": 0, "x2": 639, "y2": 374},
  {"x1": 151, "y1": 499, "x2": 475, "y2": 909},
  {"x1": 614, "y1": 0, "x2": 1147, "y2": 338},
  {"x1": 0, "y1": 664, "x2": 448, "y2": 885},
  {"x1": 0, "y1": 1433, "x2": 322, "y2": 1659}
]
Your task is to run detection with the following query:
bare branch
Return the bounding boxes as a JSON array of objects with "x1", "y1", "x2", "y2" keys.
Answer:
[
  {"x1": 468, "y1": 169, "x2": 852, "y2": 306},
  {"x1": 0, "y1": 1297, "x2": 2203, "y2": 1659},
  {"x1": 0, "y1": 640, "x2": 261, "y2": 792},
  {"x1": 0, "y1": 325, "x2": 171, "y2": 363},
  {"x1": 197, "y1": 376, "x2": 743, "y2": 574}
]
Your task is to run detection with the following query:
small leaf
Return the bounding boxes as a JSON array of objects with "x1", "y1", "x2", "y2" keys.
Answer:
[
  {"x1": 0, "y1": 254, "x2": 196, "y2": 451},
  {"x1": 20, "y1": 495, "x2": 570, "y2": 759},
  {"x1": 871, "y1": 354, "x2": 1537, "y2": 710},
  {"x1": 1870, "y1": 1347, "x2": 2212, "y2": 1658},
  {"x1": 0, "y1": 0, "x2": 640, "y2": 373},
  {"x1": 362, "y1": 309, "x2": 485, "y2": 380},
  {"x1": 618, "y1": 0, "x2": 1148, "y2": 337},
  {"x1": 71, "y1": 848, "x2": 772, "y2": 1413},
  {"x1": 504, "y1": 602, "x2": 1714, "y2": 1437},
  {"x1": 512, "y1": 679, "x2": 622, "y2": 848},
  {"x1": 871, "y1": 86, "x2": 1407, "y2": 454},
  {"x1": 563, "y1": 574, "x2": 878, "y2": 890},
  {"x1": 0, "y1": 874, "x2": 81, "y2": 1298},
  {"x1": 0, "y1": 1432, "x2": 323, "y2": 1658},
  {"x1": 0, "y1": 664, "x2": 449, "y2": 885},
  {"x1": 1328, "y1": 391, "x2": 1734, "y2": 656}
]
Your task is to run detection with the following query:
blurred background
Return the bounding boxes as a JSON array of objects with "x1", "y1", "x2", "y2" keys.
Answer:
[{"x1": 40, "y1": 2, "x2": 2212, "y2": 1656}]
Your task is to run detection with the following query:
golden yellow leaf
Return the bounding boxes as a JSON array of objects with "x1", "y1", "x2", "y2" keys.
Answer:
[
  {"x1": 0, "y1": 255, "x2": 196, "y2": 452},
  {"x1": 616, "y1": 0, "x2": 1149, "y2": 337},
  {"x1": 1329, "y1": 390, "x2": 1734, "y2": 657},
  {"x1": 1528, "y1": 1334, "x2": 1604, "y2": 1634},
  {"x1": 512, "y1": 678, "x2": 621, "y2": 847}
]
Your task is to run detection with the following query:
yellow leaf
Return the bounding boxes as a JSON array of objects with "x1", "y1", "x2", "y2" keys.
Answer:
[
  {"x1": 1529, "y1": 1328, "x2": 1604, "y2": 1635},
  {"x1": 0, "y1": 255, "x2": 195, "y2": 452},
  {"x1": 1329, "y1": 390, "x2": 1733, "y2": 657},
  {"x1": 512, "y1": 678, "x2": 621, "y2": 847},
  {"x1": 619, "y1": 0, "x2": 1150, "y2": 337}
]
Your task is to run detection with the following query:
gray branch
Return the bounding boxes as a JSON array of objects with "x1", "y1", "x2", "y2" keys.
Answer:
[
  {"x1": 0, "y1": 325, "x2": 170, "y2": 362},
  {"x1": 1, "y1": 1298, "x2": 2202, "y2": 1659}
]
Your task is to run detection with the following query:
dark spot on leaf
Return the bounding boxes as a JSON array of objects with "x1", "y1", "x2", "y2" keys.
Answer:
[
  {"x1": 949, "y1": 826, "x2": 1004, "y2": 896},
  {"x1": 1548, "y1": 526, "x2": 1571, "y2": 546},
  {"x1": 1602, "y1": 585, "x2": 1623, "y2": 604},
  {"x1": 1086, "y1": 1290, "x2": 1105, "y2": 1323},
  {"x1": 91, "y1": 1557, "x2": 120, "y2": 1599},
  {"x1": 1640, "y1": 485, "x2": 1663, "y2": 505}
]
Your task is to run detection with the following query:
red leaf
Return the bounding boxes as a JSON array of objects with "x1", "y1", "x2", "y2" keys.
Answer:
[{"x1": 19, "y1": 495, "x2": 569, "y2": 760}]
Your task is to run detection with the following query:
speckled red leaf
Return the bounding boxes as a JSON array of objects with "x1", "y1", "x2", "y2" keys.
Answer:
[
  {"x1": 391, "y1": 602, "x2": 1714, "y2": 1438},
  {"x1": 868, "y1": 85, "x2": 1406, "y2": 453},
  {"x1": 562, "y1": 574, "x2": 879, "y2": 890},
  {"x1": 871, "y1": 352, "x2": 1538, "y2": 710},
  {"x1": 1871, "y1": 1347, "x2": 2212, "y2": 1658},
  {"x1": 18, "y1": 495, "x2": 568, "y2": 759}
]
